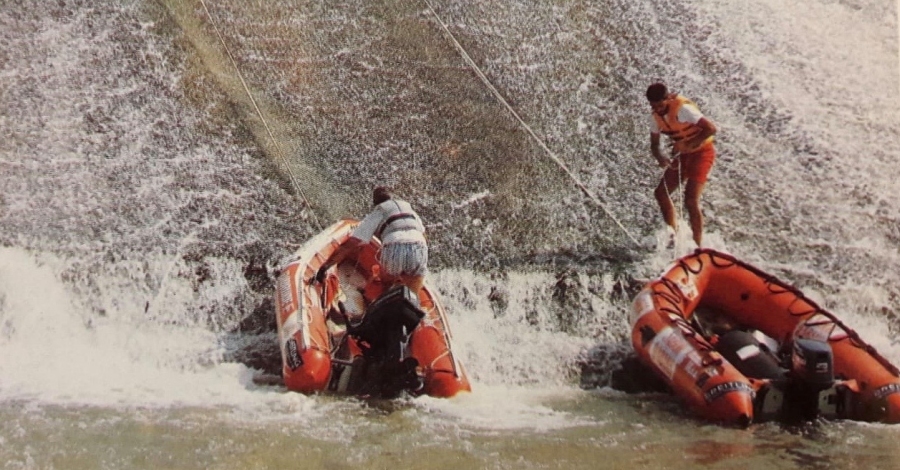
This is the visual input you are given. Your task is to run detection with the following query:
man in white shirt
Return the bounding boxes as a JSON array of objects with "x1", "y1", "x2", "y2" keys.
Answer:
[{"x1": 318, "y1": 186, "x2": 428, "y2": 295}]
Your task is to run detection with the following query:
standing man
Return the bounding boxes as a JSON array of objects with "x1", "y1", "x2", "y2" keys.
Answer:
[
  {"x1": 646, "y1": 82, "x2": 718, "y2": 246},
  {"x1": 318, "y1": 186, "x2": 428, "y2": 296}
]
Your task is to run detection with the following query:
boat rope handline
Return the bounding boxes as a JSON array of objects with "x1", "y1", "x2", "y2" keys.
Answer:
[
  {"x1": 198, "y1": 0, "x2": 323, "y2": 231},
  {"x1": 429, "y1": 291, "x2": 464, "y2": 378},
  {"x1": 420, "y1": 0, "x2": 642, "y2": 248},
  {"x1": 681, "y1": 250, "x2": 900, "y2": 376},
  {"x1": 675, "y1": 152, "x2": 683, "y2": 256}
]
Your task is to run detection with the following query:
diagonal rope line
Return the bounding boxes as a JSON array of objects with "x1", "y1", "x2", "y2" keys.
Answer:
[
  {"x1": 198, "y1": 0, "x2": 323, "y2": 231},
  {"x1": 421, "y1": 0, "x2": 642, "y2": 248}
]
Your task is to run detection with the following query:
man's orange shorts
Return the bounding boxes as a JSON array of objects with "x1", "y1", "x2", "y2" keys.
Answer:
[{"x1": 662, "y1": 144, "x2": 716, "y2": 189}]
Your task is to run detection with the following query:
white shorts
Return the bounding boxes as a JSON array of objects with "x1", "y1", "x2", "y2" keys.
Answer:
[{"x1": 381, "y1": 241, "x2": 428, "y2": 277}]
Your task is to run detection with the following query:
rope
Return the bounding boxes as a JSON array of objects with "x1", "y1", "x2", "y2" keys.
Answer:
[
  {"x1": 198, "y1": 0, "x2": 323, "y2": 231},
  {"x1": 674, "y1": 152, "x2": 684, "y2": 255},
  {"x1": 420, "y1": 0, "x2": 642, "y2": 248},
  {"x1": 658, "y1": 150, "x2": 685, "y2": 256}
]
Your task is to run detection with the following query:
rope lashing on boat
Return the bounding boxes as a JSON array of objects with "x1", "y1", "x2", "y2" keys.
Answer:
[
  {"x1": 648, "y1": 251, "x2": 900, "y2": 378},
  {"x1": 703, "y1": 250, "x2": 900, "y2": 376},
  {"x1": 655, "y1": 276, "x2": 689, "y2": 308},
  {"x1": 650, "y1": 278, "x2": 717, "y2": 356},
  {"x1": 420, "y1": 0, "x2": 642, "y2": 248},
  {"x1": 198, "y1": 0, "x2": 323, "y2": 231},
  {"x1": 707, "y1": 251, "x2": 738, "y2": 269}
]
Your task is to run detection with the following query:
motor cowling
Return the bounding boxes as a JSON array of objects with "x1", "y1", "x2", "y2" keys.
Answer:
[
  {"x1": 715, "y1": 330, "x2": 787, "y2": 381},
  {"x1": 790, "y1": 338, "x2": 835, "y2": 390},
  {"x1": 349, "y1": 285, "x2": 424, "y2": 359},
  {"x1": 776, "y1": 338, "x2": 838, "y2": 421},
  {"x1": 345, "y1": 285, "x2": 425, "y2": 398}
]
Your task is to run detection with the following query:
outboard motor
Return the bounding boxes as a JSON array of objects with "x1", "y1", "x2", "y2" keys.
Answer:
[
  {"x1": 784, "y1": 338, "x2": 837, "y2": 421},
  {"x1": 345, "y1": 285, "x2": 425, "y2": 398},
  {"x1": 713, "y1": 330, "x2": 789, "y2": 422},
  {"x1": 791, "y1": 338, "x2": 835, "y2": 390},
  {"x1": 715, "y1": 330, "x2": 787, "y2": 381}
]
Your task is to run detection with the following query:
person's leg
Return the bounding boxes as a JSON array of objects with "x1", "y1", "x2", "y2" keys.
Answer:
[
  {"x1": 380, "y1": 242, "x2": 427, "y2": 297},
  {"x1": 397, "y1": 274, "x2": 425, "y2": 297},
  {"x1": 377, "y1": 273, "x2": 422, "y2": 297},
  {"x1": 683, "y1": 178, "x2": 706, "y2": 246},
  {"x1": 401, "y1": 242, "x2": 427, "y2": 297},
  {"x1": 682, "y1": 146, "x2": 716, "y2": 246},
  {"x1": 654, "y1": 166, "x2": 680, "y2": 230}
]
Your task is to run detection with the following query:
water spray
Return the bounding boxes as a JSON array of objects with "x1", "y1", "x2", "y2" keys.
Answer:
[
  {"x1": 421, "y1": 0, "x2": 643, "y2": 249},
  {"x1": 198, "y1": 0, "x2": 323, "y2": 231}
]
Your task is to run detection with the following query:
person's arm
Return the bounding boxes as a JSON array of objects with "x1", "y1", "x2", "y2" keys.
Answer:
[
  {"x1": 315, "y1": 208, "x2": 384, "y2": 282},
  {"x1": 673, "y1": 102, "x2": 717, "y2": 154},
  {"x1": 650, "y1": 132, "x2": 671, "y2": 168},
  {"x1": 679, "y1": 117, "x2": 716, "y2": 153},
  {"x1": 316, "y1": 237, "x2": 363, "y2": 282}
]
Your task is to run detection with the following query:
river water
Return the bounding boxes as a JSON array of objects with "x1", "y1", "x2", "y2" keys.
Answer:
[{"x1": 2, "y1": 0, "x2": 899, "y2": 468}]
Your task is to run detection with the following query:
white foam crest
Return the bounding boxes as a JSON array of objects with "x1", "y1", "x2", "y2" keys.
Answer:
[
  {"x1": 695, "y1": 0, "x2": 900, "y2": 234},
  {"x1": 636, "y1": 226, "x2": 735, "y2": 280},
  {"x1": 826, "y1": 283, "x2": 900, "y2": 365},
  {"x1": 0, "y1": 247, "x2": 324, "y2": 417},
  {"x1": 702, "y1": 0, "x2": 898, "y2": 146},
  {"x1": 415, "y1": 385, "x2": 597, "y2": 431},
  {"x1": 430, "y1": 269, "x2": 605, "y2": 388}
]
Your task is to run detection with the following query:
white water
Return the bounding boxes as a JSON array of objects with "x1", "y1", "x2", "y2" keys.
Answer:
[{"x1": 0, "y1": 245, "x2": 595, "y2": 431}]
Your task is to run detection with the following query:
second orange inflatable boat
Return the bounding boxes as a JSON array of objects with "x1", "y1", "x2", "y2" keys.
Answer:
[{"x1": 630, "y1": 249, "x2": 900, "y2": 426}]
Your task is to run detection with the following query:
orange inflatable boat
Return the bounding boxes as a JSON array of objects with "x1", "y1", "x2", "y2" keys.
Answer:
[
  {"x1": 630, "y1": 249, "x2": 900, "y2": 426},
  {"x1": 273, "y1": 219, "x2": 470, "y2": 398}
]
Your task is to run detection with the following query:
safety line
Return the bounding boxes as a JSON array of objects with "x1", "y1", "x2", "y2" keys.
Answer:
[
  {"x1": 198, "y1": 0, "x2": 323, "y2": 231},
  {"x1": 672, "y1": 153, "x2": 683, "y2": 257},
  {"x1": 420, "y1": 0, "x2": 642, "y2": 248}
]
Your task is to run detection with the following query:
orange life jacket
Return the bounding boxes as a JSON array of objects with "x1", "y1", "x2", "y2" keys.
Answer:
[{"x1": 652, "y1": 95, "x2": 714, "y2": 153}]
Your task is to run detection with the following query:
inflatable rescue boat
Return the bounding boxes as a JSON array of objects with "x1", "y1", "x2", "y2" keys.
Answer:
[
  {"x1": 630, "y1": 249, "x2": 900, "y2": 426},
  {"x1": 273, "y1": 219, "x2": 471, "y2": 398}
]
